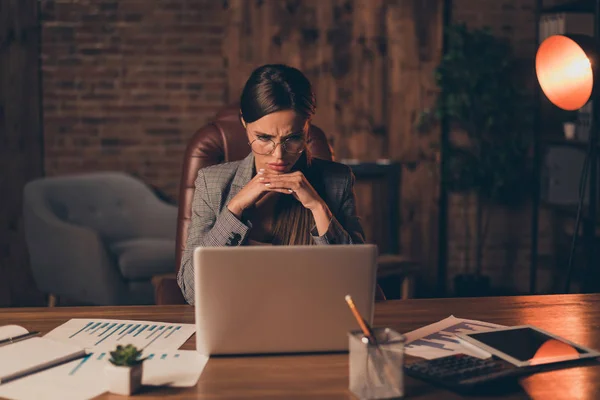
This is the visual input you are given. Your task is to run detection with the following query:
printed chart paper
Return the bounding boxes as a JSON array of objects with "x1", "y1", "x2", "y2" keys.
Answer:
[
  {"x1": 44, "y1": 318, "x2": 195, "y2": 351},
  {"x1": 0, "y1": 350, "x2": 208, "y2": 400},
  {"x1": 404, "y1": 315, "x2": 505, "y2": 360}
]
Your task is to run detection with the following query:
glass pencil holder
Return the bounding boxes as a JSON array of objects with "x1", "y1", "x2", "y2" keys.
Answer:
[{"x1": 348, "y1": 327, "x2": 405, "y2": 399}]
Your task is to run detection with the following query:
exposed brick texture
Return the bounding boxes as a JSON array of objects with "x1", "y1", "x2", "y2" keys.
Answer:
[{"x1": 41, "y1": 0, "x2": 227, "y2": 198}]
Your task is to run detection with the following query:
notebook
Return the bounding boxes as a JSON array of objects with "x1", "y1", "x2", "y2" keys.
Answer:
[{"x1": 0, "y1": 325, "x2": 86, "y2": 385}]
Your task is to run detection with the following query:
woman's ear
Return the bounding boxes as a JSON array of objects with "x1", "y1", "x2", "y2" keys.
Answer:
[{"x1": 239, "y1": 111, "x2": 247, "y2": 129}]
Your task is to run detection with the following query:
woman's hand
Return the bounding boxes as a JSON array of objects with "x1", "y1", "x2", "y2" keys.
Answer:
[
  {"x1": 262, "y1": 171, "x2": 324, "y2": 210},
  {"x1": 226, "y1": 169, "x2": 271, "y2": 218},
  {"x1": 263, "y1": 171, "x2": 332, "y2": 235}
]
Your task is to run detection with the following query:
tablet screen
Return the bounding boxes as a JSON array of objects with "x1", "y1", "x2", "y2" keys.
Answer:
[{"x1": 467, "y1": 327, "x2": 589, "y2": 363}]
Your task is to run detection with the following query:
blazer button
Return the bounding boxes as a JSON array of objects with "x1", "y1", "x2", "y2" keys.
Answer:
[{"x1": 227, "y1": 232, "x2": 241, "y2": 246}]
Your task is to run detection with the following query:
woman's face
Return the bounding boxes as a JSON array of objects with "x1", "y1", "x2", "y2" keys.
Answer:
[{"x1": 245, "y1": 110, "x2": 308, "y2": 174}]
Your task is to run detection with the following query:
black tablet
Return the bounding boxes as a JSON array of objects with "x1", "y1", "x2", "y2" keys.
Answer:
[{"x1": 456, "y1": 325, "x2": 600, "y2": 367}]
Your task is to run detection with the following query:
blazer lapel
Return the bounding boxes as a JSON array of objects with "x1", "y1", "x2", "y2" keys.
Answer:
[{"x1": 225, "y1": 152, "x2": 255, "y2": 205}]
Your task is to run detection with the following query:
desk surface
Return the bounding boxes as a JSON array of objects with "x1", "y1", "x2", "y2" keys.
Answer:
[{"x1": 2, "y1": 294, "x2": 600, "y2": 399}]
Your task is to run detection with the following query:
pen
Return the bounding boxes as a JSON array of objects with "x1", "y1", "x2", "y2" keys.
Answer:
[{"x1": 0, "y1": 331, "x2": 41, "y2": 347}]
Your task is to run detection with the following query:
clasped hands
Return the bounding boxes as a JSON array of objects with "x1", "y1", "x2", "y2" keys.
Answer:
[
  {"x1": 228, "y1": 169, "x2": 326, "y2": 217},
  {"x1": 227, "y1": 168, "x2": 333, "y2": 236}
]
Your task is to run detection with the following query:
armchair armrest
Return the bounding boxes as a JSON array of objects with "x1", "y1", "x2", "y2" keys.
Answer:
[
  {"x1": 23, "y1": 187, "x2": 127, "y2": 305},
  {"x1": 152, "y1": 274, "x2": 186, "y2": 305}
]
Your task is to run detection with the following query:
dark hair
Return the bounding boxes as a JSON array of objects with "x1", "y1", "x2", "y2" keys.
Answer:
[{"x1": 240, "y1": 64, "x2": 316, "y2": 124}]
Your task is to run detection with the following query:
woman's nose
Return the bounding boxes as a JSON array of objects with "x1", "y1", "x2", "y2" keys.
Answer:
[{"x1": 272, "y1": 142, "x2": 284, "y2": 158}]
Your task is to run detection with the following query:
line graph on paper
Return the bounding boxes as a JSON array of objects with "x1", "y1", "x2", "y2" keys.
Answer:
[
  {"x1": 44, "y1": 318, "x2": 195, "y2": 351},
  {"x1": 404, "y1": 316, "x2": 505, "y2": 360}
]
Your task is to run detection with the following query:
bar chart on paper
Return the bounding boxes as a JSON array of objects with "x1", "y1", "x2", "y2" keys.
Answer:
[
  {"x1": 44, "y1": 319, "x2": 195, "y2": 351},
  {"x1": 66, "y1": 350, "x2": 207, "y2": 387},
  {"x1": 68, "y1": 351, "x2": 185, "y2": 377},
  {"x1": 404, "y1": 316, "x2": 505, "y2": 360}
]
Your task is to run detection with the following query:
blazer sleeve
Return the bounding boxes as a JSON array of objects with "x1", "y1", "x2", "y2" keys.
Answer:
[
  {"x1": 177, "y1": 169, "x2": 252, "y2": 304},
  {"x1": 311, "y1": 169, "x2": 366, "y2": 245}
]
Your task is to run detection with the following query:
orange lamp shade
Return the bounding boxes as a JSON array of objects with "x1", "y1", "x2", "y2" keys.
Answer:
[{"x1": 536, "y1": 35, "x2": 594, "y2": 111}]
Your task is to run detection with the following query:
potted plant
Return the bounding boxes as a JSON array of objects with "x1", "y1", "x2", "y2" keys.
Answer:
[
  {"x1": 418, "y1": 24, "x2": 533, "y2": 296},
  {"x1": 104, "y1": 344, "x2": 146, "y2": 395}
]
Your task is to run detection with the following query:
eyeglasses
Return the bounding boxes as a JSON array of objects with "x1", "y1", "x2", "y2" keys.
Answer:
[{"x1": 249, "y1": 134, "x2": 307, "y2": 155}]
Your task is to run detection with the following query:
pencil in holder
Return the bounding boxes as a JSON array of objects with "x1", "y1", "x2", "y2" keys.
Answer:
[{"x1": 348, "y1": 327, "x2": 405, "y2": 399}]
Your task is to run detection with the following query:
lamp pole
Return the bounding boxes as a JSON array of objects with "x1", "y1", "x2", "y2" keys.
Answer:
[{"x1": 536, "y1": 8, "x2": 600, "y2": 293}]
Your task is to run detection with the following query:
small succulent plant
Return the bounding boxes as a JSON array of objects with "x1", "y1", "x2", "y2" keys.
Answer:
[{"x1": 109, "y1": 344, "x2": 146, "y2": 366}]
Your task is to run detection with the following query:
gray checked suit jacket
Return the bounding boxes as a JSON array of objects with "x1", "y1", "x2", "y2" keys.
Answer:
[{"x1": 177, "y1": 152, "x2": 366, "y2": 304}]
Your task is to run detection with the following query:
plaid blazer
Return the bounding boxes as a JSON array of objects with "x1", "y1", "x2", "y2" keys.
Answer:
[{"x1": 177, "y1": 152, "x2": 366, "y2": 304}]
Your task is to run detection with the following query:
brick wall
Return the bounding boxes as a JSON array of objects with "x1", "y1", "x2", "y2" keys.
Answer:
[{"x1": 41, "y1": 0, "x2": 227, "y2": 199}]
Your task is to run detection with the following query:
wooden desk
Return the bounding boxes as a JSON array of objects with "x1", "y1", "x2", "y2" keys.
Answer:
[{"x1": 2, "y1": 294, "x2": 600, "y2": 399}]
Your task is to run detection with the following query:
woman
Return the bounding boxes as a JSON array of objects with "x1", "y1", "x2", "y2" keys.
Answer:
[{"x1": 177, "y1": 64, "x2": 365, "y2": 304}]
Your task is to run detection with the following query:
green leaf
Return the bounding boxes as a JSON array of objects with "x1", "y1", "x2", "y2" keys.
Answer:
[{"x1": 108, "y1": 344, "x2": 146, "y2": 367}]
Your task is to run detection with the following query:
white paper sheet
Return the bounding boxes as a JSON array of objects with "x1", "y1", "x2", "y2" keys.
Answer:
[
  {"x1": 0, "y1": 337, "x2": 85, "y2": 381},
  {"x1": 0, "y1": 325, "x2": 29, "y2": 341},
  {"x1": 404, "y1": 316, "x2": 505, "y2": 360},
  {"x1": 44, "y1": 318, "x2": 195, "y2": 352},
  {"x1": 0, "y1": 350, "x2": 208, "y2": 400},
  {"x1": 143, "y1": 351, "x2": 209, "y2": 387}
]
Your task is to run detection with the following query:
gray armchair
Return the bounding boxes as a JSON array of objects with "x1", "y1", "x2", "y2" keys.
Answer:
[{"x1": 23, "y1": 172, "x2": 178, "y2": 305}]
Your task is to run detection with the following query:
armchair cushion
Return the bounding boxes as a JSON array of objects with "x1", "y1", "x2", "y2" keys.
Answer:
[{"x1": 110, "y1": 238, "x2": 176, "y2": 280}]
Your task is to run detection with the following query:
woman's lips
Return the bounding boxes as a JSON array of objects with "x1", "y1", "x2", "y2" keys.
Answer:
[{"x1": 268, "y1": 163, "x2": 289, "y2": 172}]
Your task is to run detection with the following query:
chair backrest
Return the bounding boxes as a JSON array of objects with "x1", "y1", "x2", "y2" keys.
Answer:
[
  {"x1": 24, "y1": 172, "x2": 174, "y2": 243},
  {"x1": 175, "y1": 104, "x2": 334, "y2": 273}
]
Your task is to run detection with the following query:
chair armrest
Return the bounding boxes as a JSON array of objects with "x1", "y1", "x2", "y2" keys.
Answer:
[
  {"x1": 23, "y1": 188, "x2": 126, "y2": 305},
  {"x1": 152, "y1": 274, "x2": 186, "y2": 305}
]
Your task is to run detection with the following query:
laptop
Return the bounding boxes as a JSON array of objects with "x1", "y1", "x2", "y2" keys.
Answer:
[{"x1": 193, "y1": 244, "x2": 377, "y2": 355}]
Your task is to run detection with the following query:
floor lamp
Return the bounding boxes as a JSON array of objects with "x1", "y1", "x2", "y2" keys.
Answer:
[{"x1": 536, "y1": 32, "x2": 600, "y2": 293}]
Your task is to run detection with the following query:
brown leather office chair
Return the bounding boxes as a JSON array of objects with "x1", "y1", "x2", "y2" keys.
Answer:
[{"x1": 153, "y1": 104, "x2": 403, "y2": 304}]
